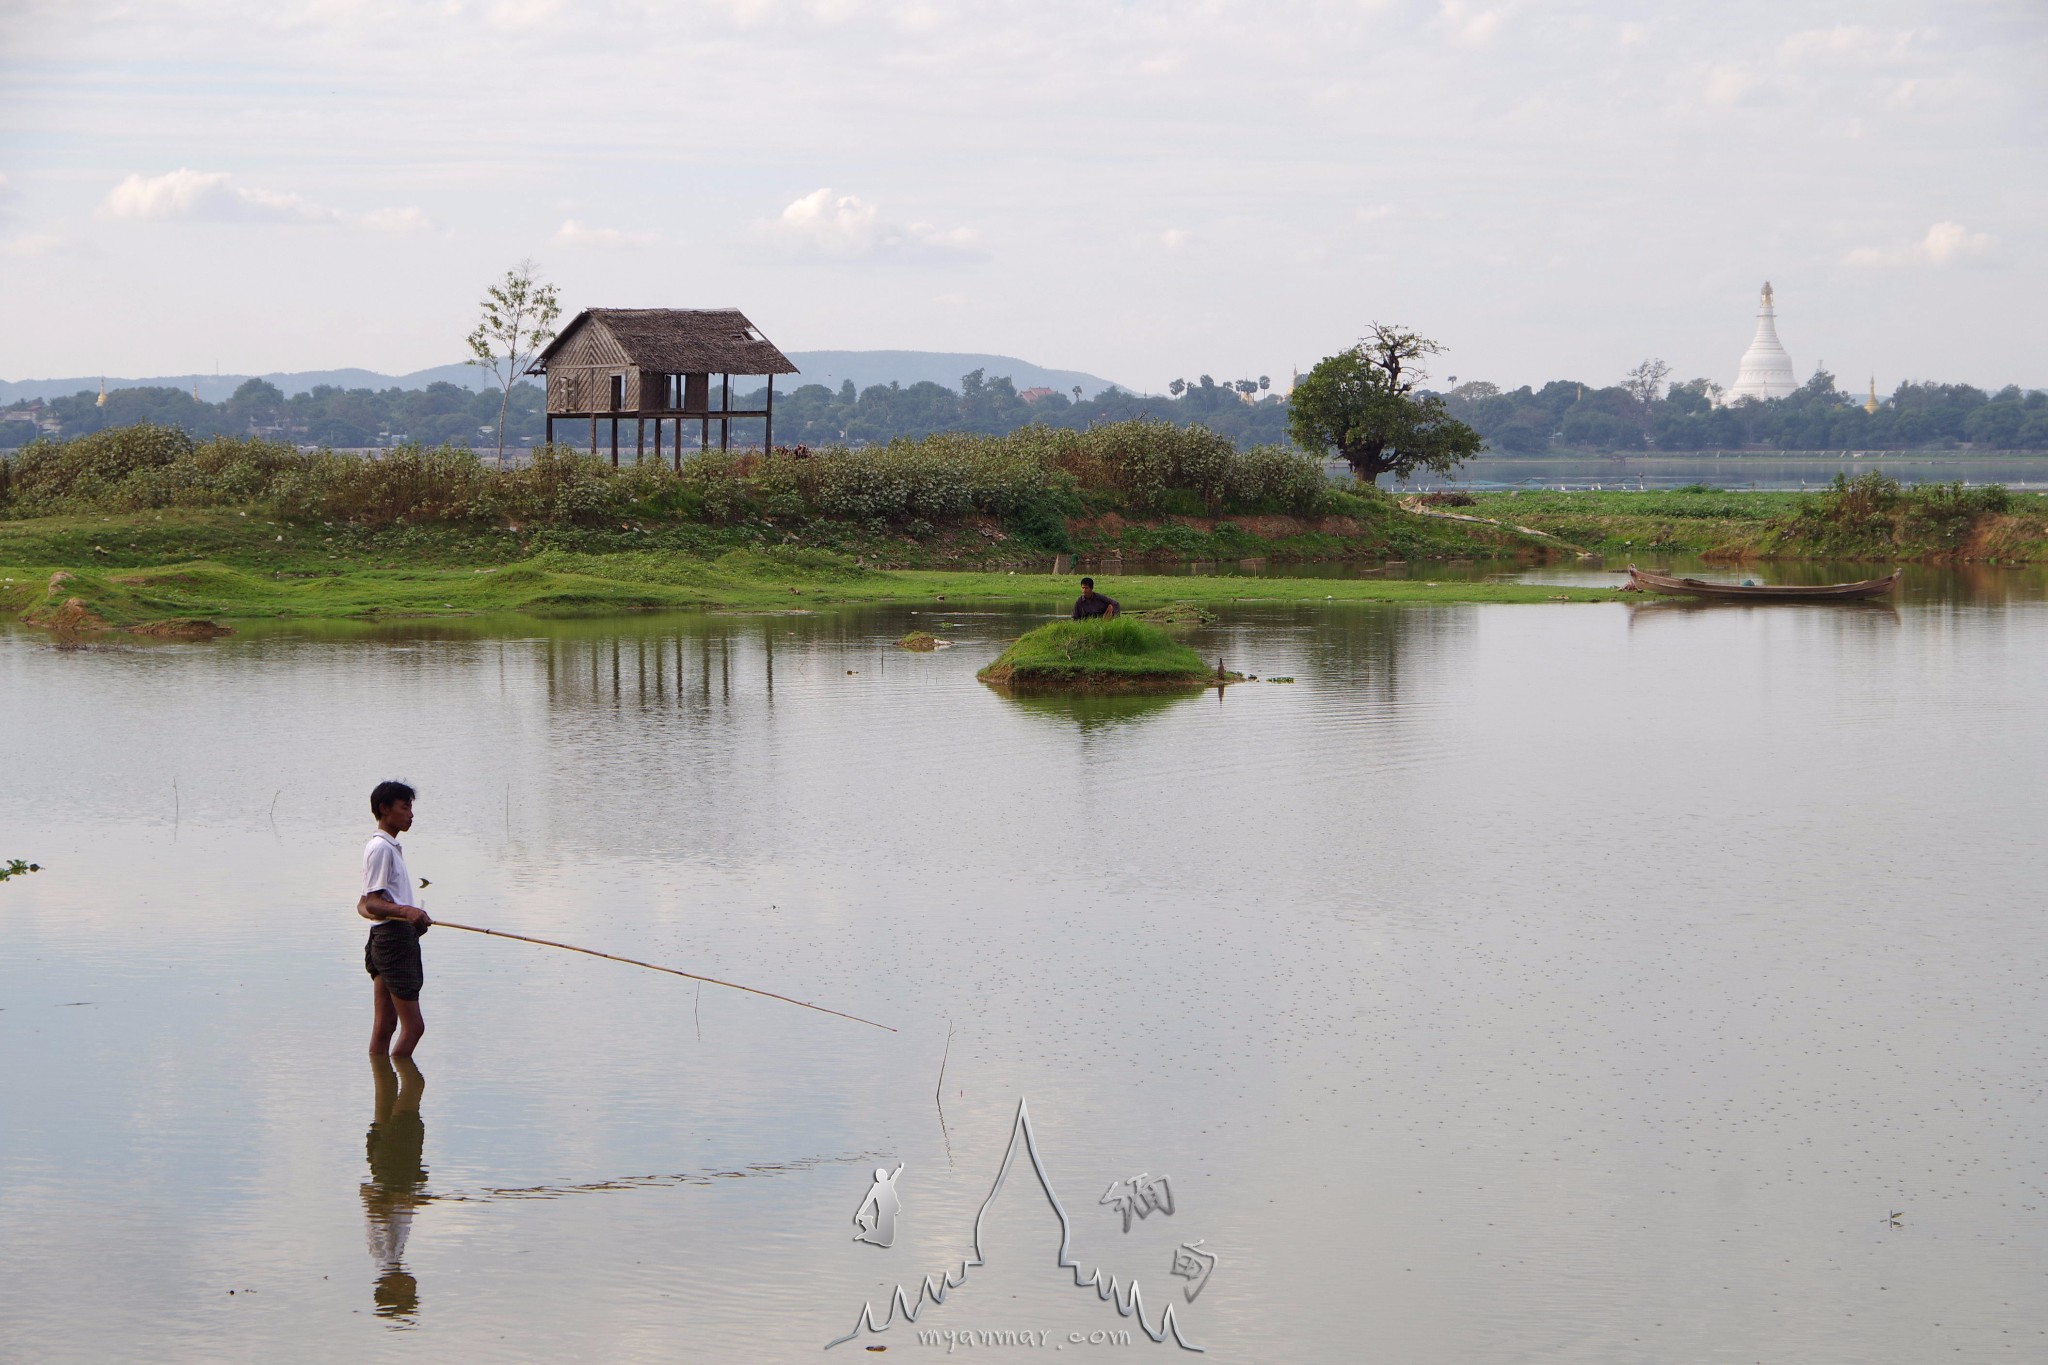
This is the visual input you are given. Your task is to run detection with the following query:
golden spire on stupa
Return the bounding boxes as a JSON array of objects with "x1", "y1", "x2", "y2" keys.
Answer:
[
  {"x1": 1864, "y1": 377, "x2": 1879, "y2": 415},
  {"x1": 96, "y1": 377, "x2": 108, "y2": 408}
]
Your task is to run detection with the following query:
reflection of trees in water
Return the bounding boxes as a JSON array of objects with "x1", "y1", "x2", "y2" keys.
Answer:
[
  {"x1": 1626, "y1": 599, "x2": 1901, "y2": 637},
  {"x1": 362, "y1": 1057, "x2": 428, "y2": 1325},
  {"x1": 530, "y1": 613, "x2": 936, "y2": 859},
  {"x1": 1289, "y1": 604, "x2": 1472, "y2": 706},
  {"x1": 1911, "y1": 562, "x2": 2048, "y2": 607}
]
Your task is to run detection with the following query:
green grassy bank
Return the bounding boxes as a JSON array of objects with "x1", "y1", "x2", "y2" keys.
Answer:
[
  {"x1": 0, "y1": 517, "x2": 1617, "y2": 632},
  {"x1": 1463, "y1": 479, "x2": 2048, "y2": 561}
]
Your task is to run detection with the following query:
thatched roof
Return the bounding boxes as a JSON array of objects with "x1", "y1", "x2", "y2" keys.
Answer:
[{"x1": 533, "y1": 308, "x2": 798, "y2": 376}]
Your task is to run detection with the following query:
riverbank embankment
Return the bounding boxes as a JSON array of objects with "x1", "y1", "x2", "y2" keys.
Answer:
[
  {"x1": 0, "y1": 519, "x2": 1615, "y2": 634},
  {"x1": 1463, "y1": 478, "x2": 2048, "y2": 562}
]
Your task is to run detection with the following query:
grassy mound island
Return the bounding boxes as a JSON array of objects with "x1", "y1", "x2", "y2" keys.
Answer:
[{"x1": 977, "y1": 618, "x2": 1235, "y2": 693}]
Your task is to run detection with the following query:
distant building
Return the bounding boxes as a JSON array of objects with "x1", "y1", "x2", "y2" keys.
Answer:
[
  {"x1": 1723, "y1": 282, "x2": 1798, "y2": 402},
  {"x1": 1018, "y1": 386, "x2": 1058, "y2": 403},
  {"x1": 1864, "y1": 377, "x2": 1880, "y2": 415}
]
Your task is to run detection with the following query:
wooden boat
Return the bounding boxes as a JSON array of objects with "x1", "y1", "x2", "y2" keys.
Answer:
[{"x1": 1626, "y1": 566, "x2": 1901, "y2": 602}]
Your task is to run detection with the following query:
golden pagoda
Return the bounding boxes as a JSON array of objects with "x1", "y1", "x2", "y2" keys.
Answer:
[
  {"x1": 1864, "y1": 377, "x2": 1879, "y2": 415},
  {"x1": 96, "y1": 377, "x2": 107, "y2": 408}
]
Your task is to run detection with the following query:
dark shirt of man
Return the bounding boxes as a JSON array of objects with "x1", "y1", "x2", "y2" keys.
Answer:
[{"x1": 1073, "y1": 590, "x2": 1119, "y2": 619}]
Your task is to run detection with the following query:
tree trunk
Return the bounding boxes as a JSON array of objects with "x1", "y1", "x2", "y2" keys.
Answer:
[
  {"x1": 1344, "y1": 442, "x2": 1393, "y2": 484},
  {"x1": 495, "y1": 383, "x2": 512, "y2": 469}
]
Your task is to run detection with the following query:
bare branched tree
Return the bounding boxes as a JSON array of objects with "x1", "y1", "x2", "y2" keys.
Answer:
[
  {"x1": 1623, "y1": 357, "x2": 1672, "y2": 408},
  {"x1": 466, "y1": 260, "x2": 562, "y2": 467}
]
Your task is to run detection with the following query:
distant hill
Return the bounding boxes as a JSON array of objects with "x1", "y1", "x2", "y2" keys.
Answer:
[
  {"x1": 783, "y1": 351, "x2": 1128, "y2": 399},
  {"x1": 0, "y1": 364, "x2": 487, "y2": 406},
  {"x1": 1, "y1": 352, "x2": 1134, "y2": 406}
]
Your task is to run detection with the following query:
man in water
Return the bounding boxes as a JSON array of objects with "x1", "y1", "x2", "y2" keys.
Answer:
[
  {"x1": 360, "y1": 781, "x2": 431, "y2": 1058},
  {"x1": 1072, "y1": 577, "x2": 1120, "y2": 620}
]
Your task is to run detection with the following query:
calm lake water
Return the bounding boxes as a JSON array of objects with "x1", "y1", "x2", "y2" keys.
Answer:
[{"x1": 3, "y1": 584, "x2": 2045, "y2": 1363}]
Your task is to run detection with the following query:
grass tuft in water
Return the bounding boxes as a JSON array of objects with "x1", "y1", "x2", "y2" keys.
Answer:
[{"x1": 977, "y1": 618, "x2": 1228, "y2": 692}]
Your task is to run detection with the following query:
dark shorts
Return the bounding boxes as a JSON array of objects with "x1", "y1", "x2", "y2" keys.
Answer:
[{"x1": 365, "y1": 921, "x2": 424, "y2": 1001}]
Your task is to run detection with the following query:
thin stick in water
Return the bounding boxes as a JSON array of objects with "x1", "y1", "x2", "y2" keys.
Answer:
[
  {"x1": 935, "y1": 1017, "x2": 955, "y2": 1165},
  {"x1": 433, "y1": 919, "x2": 895, "y2": 1033}
]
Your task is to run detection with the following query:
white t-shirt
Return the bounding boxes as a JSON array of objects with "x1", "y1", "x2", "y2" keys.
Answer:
[{"x1": 362, "y1": 831, "x2": 415, "y2": 917}]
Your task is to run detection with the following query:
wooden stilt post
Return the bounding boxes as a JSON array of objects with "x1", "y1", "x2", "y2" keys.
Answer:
[
  {"x1": 654, "y1": 415, "x2": 662, "y2": 464},
  {"x1": 765, "y1": 374, "x2": 775, "y2": 454},
  {"x1": 610, "y1": 416, "x2": 619, "y2": 467},
  {"x1": 636, "y1": 417, "x2": 645, "y2": 463},
  {"x1": 720, "y1": 374, "x2": 730, "y2": 453},
  {"x1": 590, "y1": 414, "x2": 597, "y2": 456},
  {"x1": 546, "y1": 415, "x2": 554, "y2": 446}
]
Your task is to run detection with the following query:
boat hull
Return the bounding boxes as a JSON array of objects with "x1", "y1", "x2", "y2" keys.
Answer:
[{"x1": 1626, "y1": 566, "x2": 1901, "y2": 602}]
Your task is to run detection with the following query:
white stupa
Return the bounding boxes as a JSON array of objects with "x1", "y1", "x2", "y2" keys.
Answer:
[{"x1": 1724, "y1": 281, "x2": 1797, "y2": 402}]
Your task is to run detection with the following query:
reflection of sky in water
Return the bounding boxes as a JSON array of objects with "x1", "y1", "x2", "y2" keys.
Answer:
[{"x1": 1, "y1": 595, "x2": 2045, "y2": 1362}]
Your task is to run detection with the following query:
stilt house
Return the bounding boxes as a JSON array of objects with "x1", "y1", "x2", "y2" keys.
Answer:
[{"x1": 529, "y1": 308, "x2": 799, "y2": 466}]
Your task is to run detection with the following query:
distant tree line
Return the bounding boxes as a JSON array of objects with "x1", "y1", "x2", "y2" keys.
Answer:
[
  {"x1": 7, "y1": 364, "x2": 2043, "y2": 456},
  {"x1": 2, "y1": 368, "x2": 1290, "y2": 452},
  {"x1": 761, "y1": 368, "x2": 1289, "y2": 448},
  {"x1": 1443, "y1": 366, "x2": 2048, "y2": 453},
  {"x1": 2, "y1": 378, "x2": 547, "y2": 450}
]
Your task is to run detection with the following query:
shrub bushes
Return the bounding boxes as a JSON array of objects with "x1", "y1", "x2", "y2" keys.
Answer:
[
  {"x1": 0, "y1": 420, "x2": 1334, "y2": 530},
  {"x1": 1775, "y1": 472, "x2": 2016, "y2": 553}
]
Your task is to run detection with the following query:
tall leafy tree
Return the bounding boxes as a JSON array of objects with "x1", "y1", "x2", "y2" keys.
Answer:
[
  {"x1": 1287, "y1": 323, "x2": 1482, "y2": 483},
  {"x1": 466, "y1": 260, "x2": 561, "y2": 467}
]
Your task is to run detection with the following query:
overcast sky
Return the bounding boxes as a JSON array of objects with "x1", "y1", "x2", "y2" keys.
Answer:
[{"x1": 1, "y1": 0, "x2": 2041, "y2": 393}]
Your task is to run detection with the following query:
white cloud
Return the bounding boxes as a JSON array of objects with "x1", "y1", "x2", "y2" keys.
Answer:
[
  {"x1": 99, "y1": 169, "x2": 340, "y2": 224},
  {"x1": 1778, "y1": 26, "x2": 1925, "y2": 65},
  {"x1": 1354, "y1": 206, "x2": 1392, "y2": 224},
  {"x1": 0, "y1": 231, "x2": 69, "y2": 258},
  {"x1": 1845, "y1": 221, "x2": 1995, "y2": 268},
  {"x1": 554, "y1": 218, "x2": 659, "y2": 248},
  {"x1": 1618, "y1": 22, "x2": 1647, "y2": 47},
  {"x1": 768, "y1": 188, "x2": 976, "y2": 259},
  {"x1": 361, "y1": 205, "x2": 434, "y2": 233},
  {"x1": 0, "y1": 172, "x2": 17, "y2": 217},
  {"x1": 1919, "y1": 221, "x2": 1994, "y2": 264},
  {"x1": 1702, "y1": 65, "x2": 1755, "y2": 107},
  {"x1": 1439, "y1": 0, "x2": 1502, "y2": 44},
  {"x1": 488, "y1": 0, "x2": 566, "y2": 31},
  {"x1": 1159, "y1": 228, "x2": 1192, "y2": 249}
]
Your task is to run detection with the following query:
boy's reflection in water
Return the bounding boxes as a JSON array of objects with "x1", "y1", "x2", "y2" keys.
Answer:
[{"x1": 362, "y1": 1055, "x2": 428, "y2": 1322}]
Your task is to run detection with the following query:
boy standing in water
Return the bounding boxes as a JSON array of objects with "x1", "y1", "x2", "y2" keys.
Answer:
[{"x1": 359, "y1": 781, "x2": 432, "y2": 1058}]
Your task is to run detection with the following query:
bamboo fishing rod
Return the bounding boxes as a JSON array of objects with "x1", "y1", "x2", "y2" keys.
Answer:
[{"x1": 430, "y1": 919, "x2": 896, "y2": 1033}]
